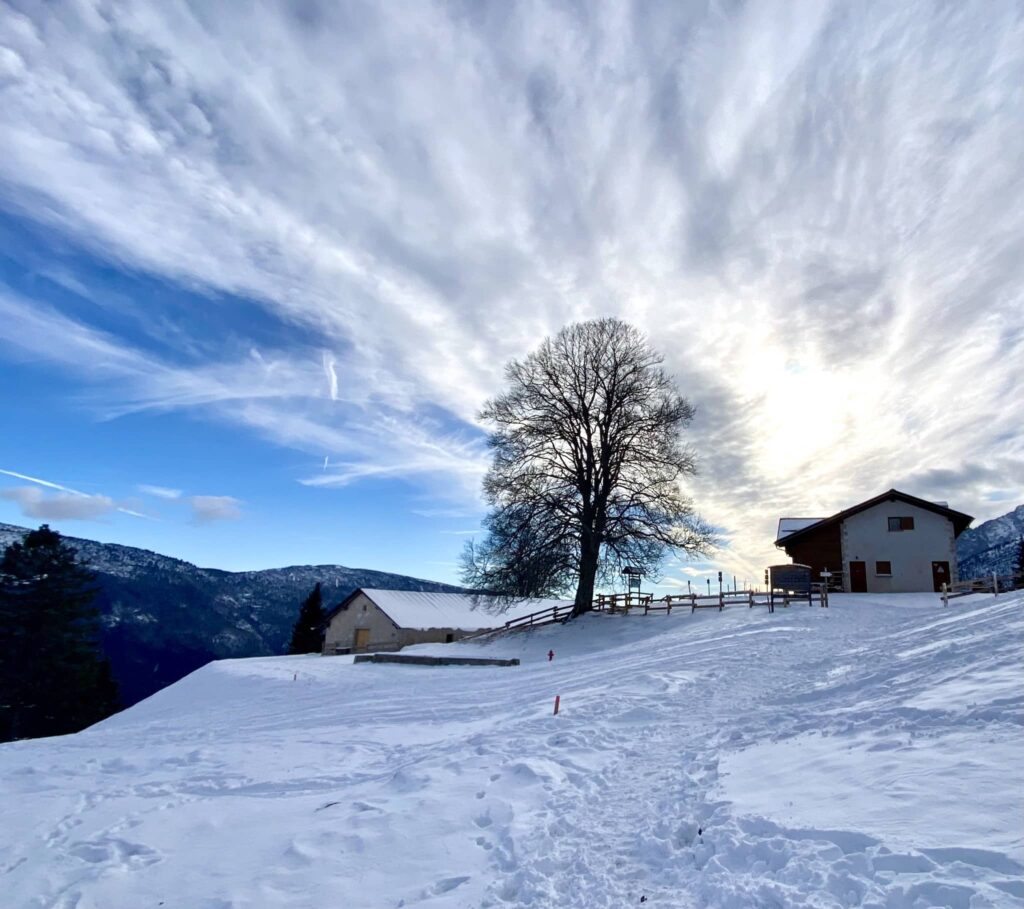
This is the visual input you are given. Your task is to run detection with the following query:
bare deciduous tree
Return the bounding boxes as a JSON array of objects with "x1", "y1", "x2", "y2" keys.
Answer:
[{"x1": 462, "y1": 318, "x2": 712, "y2": 618}]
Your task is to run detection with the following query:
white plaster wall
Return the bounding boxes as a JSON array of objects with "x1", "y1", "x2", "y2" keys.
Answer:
[
  {"x1": 323, "y1": 591, "x2": 401, "y2": 654},
  {"x1": 841, "y1": 500, "x2": 957, "y2": 593}
]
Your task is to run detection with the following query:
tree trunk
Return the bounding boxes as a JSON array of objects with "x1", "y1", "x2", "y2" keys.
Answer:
[{"x1": 569, "y1": 542, "x2": 600, "y2": 619}]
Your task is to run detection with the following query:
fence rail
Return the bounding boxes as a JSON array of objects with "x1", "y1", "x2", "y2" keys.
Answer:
[
  {"x1": 941, "y1": 572, "x2": 1023, "y2": 605},
  {"x1": 461, "y1": 579, "x2": 835, "y2": 641}
]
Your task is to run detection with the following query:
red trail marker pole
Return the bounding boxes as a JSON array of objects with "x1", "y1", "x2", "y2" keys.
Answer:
[{"x1": 553, "y1": 695, "x2": 560, "y2": 715}]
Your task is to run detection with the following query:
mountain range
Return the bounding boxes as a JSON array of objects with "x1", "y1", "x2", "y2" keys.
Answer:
[
  {"x1": 0, "y1": 523, "x2": 463, "y2": 706},
  {"x1": 956, "y1": 504, "x2": 1024, "y2": 580}
]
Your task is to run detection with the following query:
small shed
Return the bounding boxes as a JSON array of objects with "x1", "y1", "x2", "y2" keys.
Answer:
[
  {"x1": 768, "y1": 563, "x2": 813, "y2": 608},
  {"x1": 321, "y1": 588, "x2": 568, "y2": 655}
]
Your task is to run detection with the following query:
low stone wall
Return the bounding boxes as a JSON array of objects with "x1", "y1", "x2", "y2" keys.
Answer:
[{"x1": 353, "y1": 653, "x2": 520, "y2": 667}]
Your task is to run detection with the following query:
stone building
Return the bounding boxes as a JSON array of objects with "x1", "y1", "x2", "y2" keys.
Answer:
[{"x1": 322, "y1": 588, "x2": 567, "y2": 654}]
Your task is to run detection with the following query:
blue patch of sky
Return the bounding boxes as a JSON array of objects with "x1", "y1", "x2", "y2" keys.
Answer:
[
  {"x1": 0, "y1": 210, "x2": 331, "y2": 367},
  {"x1": 0, "y1": 212, "x2": 477, "y2": 582}
]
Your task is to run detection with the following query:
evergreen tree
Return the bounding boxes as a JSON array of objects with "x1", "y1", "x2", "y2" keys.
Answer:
[
  {"x1": 1015, "y1": 536, "x2": 1024, "y2": 589},
  {"x1": 288, "y1": 582, "x2": 325, "y2": 654},
  {"x1": 0, "y1": 525, "x2": 119, "y2": 742}
]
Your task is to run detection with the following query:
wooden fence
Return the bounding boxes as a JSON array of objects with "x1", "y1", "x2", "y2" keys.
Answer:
[
  {"x1": 463, "y1": 580, "x2": 832, "y2": 641},
  {"x1": 941, "y1": 572, "x2": 1022, "y2": 605}
]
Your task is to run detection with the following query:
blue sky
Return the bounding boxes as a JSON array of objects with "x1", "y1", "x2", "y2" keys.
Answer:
[{"x1": 1, "y1": 1, "x2": 1022, "y2": 591}]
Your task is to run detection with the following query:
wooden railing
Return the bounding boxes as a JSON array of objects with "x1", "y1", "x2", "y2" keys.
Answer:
[
  {"x1": 941, "y1": 572, "x2": 1023, "y2": 605},
  {"x1": 460, "y1": 601, "x2": 597, "y2": 641},
  {"x1": 593, "y1": 591, "x2": 654, "y2": 613},
  {"x1": 461, "y1": 580, "x2": 834, "y2": 642}
]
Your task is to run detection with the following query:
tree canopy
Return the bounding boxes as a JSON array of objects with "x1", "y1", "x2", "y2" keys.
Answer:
[
  {"x1": 462, "y1": 318, "x2": 712, "y2": 617},
  {"x1": 0, "y1": 525, "x2": 118, "y2": 741}
]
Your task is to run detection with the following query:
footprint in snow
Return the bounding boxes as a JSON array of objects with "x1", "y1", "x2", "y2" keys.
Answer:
[
  {"x1": 431, "y1": 876, "x2": 470, "y2": 894},
  {"x1": 69, "y1": 837, "x2": 160, "y2": 868}
]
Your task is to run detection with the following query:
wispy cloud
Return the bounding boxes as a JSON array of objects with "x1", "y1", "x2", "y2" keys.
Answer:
[
  {"x1": 322, "y1": 351, "x2": 339, "y2": 402},
  {"x1": 138, "y1": 484, "x2": 183, "y2": 500},
  {"x1": 188, "y1": 495, "x2": 243, "y2": 524},
  {"x1": 0, "y1": 1, "x2": 1021, "y2": 577}
]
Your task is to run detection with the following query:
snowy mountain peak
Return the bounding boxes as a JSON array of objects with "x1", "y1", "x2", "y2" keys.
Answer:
[{"x1": 956, "y1": 504, "x2": 1024, "y2": 578}]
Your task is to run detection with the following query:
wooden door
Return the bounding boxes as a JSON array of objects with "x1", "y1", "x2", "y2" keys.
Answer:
[
  {"x1": 931, "y1": 561, "x2": 950, "y2": 592},
  {"x1": 353, "y1": 628, "x2": 371, "y2": 651},
  {"x1": 849, "y1": 561, "x2": 867, "y2": 593}
]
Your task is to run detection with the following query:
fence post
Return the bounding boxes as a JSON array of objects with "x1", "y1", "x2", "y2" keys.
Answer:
[{"x1": 993, "y1": 571, "x2": 999, "y2": 596}]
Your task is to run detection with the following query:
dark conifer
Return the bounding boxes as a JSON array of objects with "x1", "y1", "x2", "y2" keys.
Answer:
[
  {"x1": 1014, "y1": 536, "x2": 1024, "y2": 589},
  {"x1": 288, "y1": 582, "x2": 325, "y2": 654},
  {"x1": 0, "y1": 525, "x2": 119, "y2": 741}
]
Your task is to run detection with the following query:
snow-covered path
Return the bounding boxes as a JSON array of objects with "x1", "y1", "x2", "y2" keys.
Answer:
[{"x1": 1, "y1": 592, "x2": 1022, "y2": 908}]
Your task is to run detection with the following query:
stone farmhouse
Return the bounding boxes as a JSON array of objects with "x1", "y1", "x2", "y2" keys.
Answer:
[
  {"x1": 775, "y1": 489, "x2": 973, "y2": 593},
  {"x1": 322, "y1": 588, "x2": 567, "y2": 655}
]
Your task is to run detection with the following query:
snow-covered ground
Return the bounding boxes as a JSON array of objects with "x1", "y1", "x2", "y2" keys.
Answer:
[{"x1": 2, "y1": 591, "x2": 1022, "y2": 908}]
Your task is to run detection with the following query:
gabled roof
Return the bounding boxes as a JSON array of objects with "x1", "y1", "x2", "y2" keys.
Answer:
[
  {"x1": 775, "y1": 489, "x2": 974, "y2": 547},
  {"x1": 324, "y1": 588, "x2": 568, "y2": 631}
]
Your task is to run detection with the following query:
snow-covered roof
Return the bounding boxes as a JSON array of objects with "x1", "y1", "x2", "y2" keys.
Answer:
[
  {"x1": 776, "y1": 518, "x2": 824, "y2": 540},
  {"x1": 358, "y1": 589, "x2": 568, "y2": 631}
]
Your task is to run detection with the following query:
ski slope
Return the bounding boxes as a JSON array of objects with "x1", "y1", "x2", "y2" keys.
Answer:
[{"x1": 1, "y1": 592, "x2": 1022, "y2": 908}]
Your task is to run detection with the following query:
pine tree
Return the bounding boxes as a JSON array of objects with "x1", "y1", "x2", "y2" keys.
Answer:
[
  {"x1": 288, "y1": 582, "x2": 325, "y2": 654},
  {"x1": 1014, "y1": 536, "x2": 1024, "y2": 589},
  {"x1": 0, "y1": 525, "x2": 119, "y2": 742}
]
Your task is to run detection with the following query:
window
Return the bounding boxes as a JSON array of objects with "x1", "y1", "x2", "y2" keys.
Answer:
[
  {"x1": 887, "y1": 516, "x2": 915, "y2": 531},
  {"x1": 875, "y1": 561, "x2": 892, "y2": 576}
]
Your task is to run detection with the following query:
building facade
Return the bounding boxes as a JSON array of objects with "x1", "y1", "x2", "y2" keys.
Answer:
[
  {"x1": 322, "y1": 588, "x2": 565, "y2": 655},
  {"x1": 776, "y1": 490, "x2": 973, "y2": 593}
]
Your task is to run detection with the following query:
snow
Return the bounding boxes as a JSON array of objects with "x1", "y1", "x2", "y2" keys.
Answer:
[
  {"x1": 776, "y1": 517, "x2": 824, "y2": 540},
  {"x1": 1, "y1": 591, "x2": 1022, "y2": 908},
  {"x1": 359, "y1": 588, "x2": 568, "y2": 630}
]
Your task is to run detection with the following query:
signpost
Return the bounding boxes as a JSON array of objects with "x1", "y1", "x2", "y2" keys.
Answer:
[
  {"x1": 622, "y1": 566, "x2": 641, "y2": 608},
  {"x1": 819, "y1": 570, "x2": 833, "y2": 608}
]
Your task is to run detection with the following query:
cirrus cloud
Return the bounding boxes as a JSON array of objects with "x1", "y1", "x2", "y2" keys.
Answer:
[{"x1": 0, "y1": 1, "x2": 1021, "y2": 580}]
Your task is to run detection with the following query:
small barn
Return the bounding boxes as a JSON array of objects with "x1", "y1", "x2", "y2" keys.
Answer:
[
  {"x1": 321, "y1": 589, "x2": 568, "y2": 655},
  {"x1": 775, "y1": 489, "x2": 973, "y2": 593}
]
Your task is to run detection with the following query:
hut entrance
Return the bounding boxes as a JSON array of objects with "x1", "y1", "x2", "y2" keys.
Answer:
[{"x1": 849, "y1": 561, "x2": 867, "y2": 592}]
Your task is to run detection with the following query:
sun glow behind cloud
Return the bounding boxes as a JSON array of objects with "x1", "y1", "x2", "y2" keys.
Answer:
[{"x1": 0, "y1": 1, "x2": 1022, "y2": 581}]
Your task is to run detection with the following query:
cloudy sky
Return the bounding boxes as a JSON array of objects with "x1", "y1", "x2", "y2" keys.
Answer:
[{"x1": 1, "y1": 0, "x2": 1022, "y2": 589}]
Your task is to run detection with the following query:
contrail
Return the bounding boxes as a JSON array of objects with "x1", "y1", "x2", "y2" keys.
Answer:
[
  {"x1": 322, "y1": 352, "x2": 339, "y2": 401},
  {"x1": 0, "y1": 468, "x2": 152, "y2": 519}
]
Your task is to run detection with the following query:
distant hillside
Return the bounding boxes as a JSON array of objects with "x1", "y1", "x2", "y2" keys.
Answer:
[
  {"x1": 0, "y1": 523, "x2": 464, "y2": 706},
  {"x1": 956, "y1": 504, "x2": 1024, "y2": 579}
]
